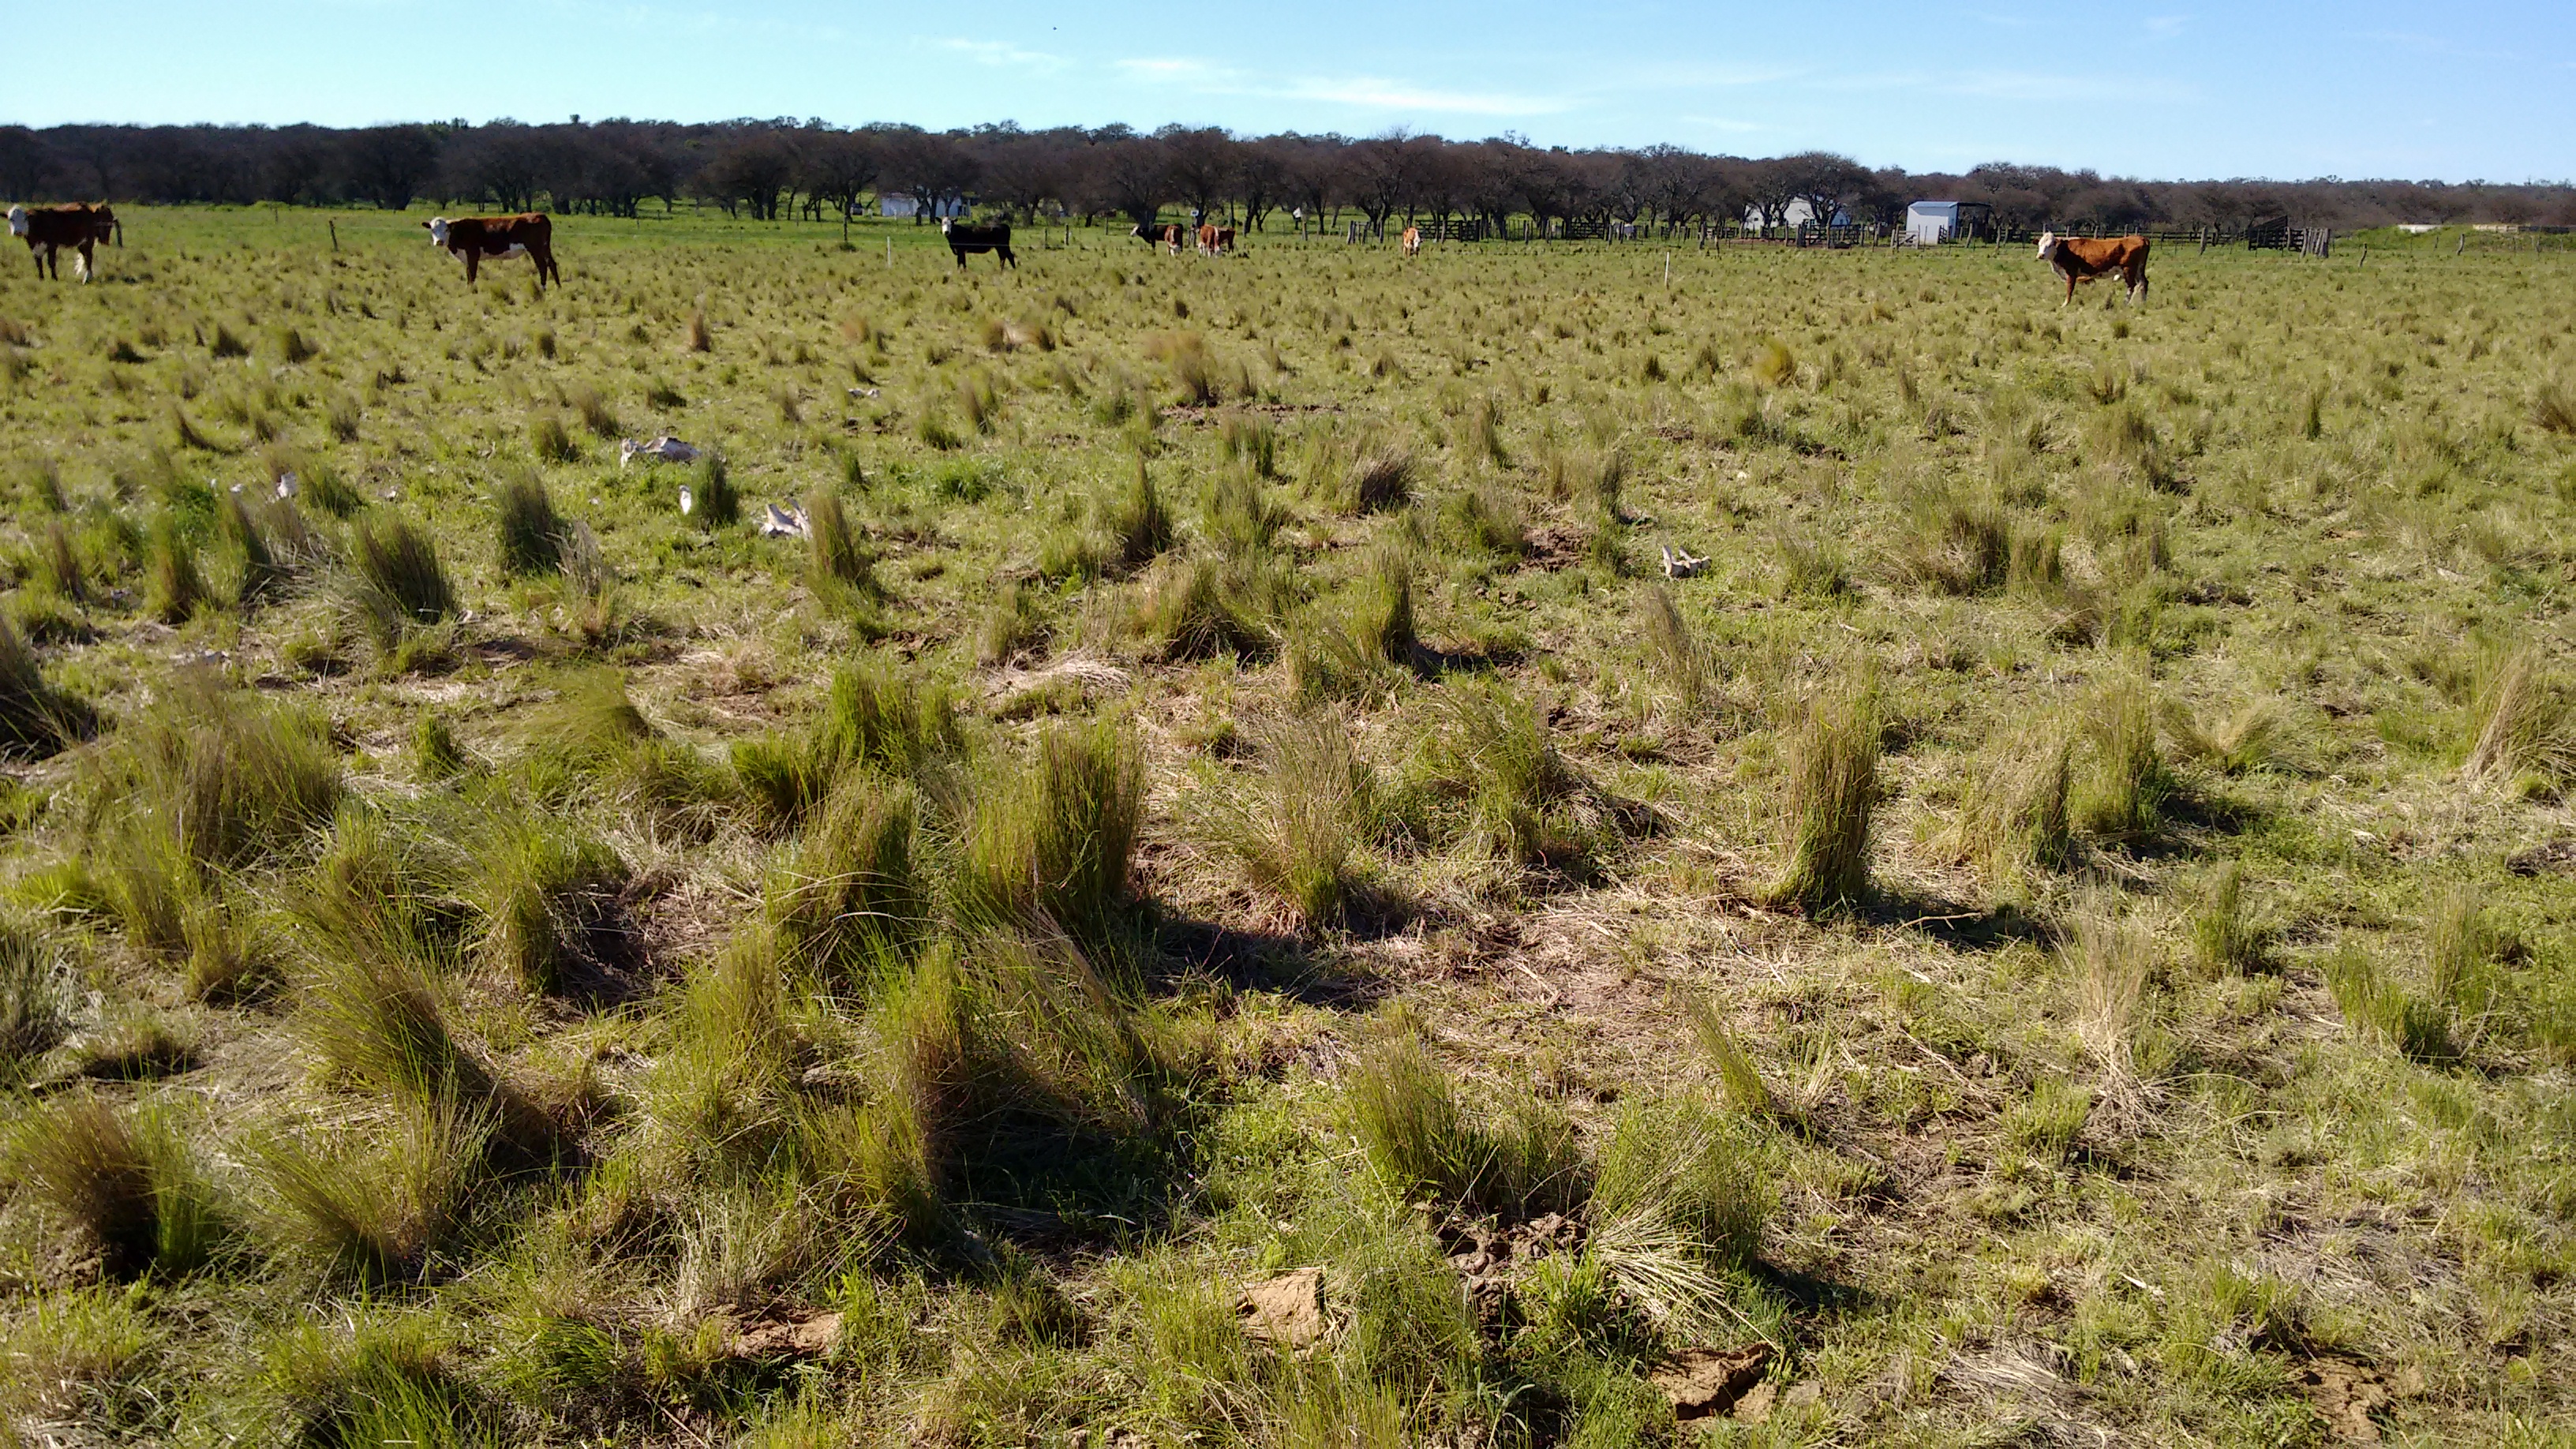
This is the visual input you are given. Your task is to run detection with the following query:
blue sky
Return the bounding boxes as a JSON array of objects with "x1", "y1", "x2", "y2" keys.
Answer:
[{"x1": 10, "y1": 1, "x2": 2570, "y2": 182}]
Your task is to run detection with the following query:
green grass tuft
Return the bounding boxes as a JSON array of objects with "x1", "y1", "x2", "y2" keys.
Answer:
[{"x1": 1765, "y1": 669, "x2": 1878, "y2": 910}]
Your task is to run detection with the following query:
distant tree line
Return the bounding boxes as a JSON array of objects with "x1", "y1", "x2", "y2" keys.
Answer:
[{"x1": 2, "y1": 118, "x2": 2567, "y2": 233}]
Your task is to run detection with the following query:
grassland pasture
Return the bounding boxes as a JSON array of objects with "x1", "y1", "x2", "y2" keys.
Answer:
[{"x1": 0, "y1": 205, "x2": 2571, "y2": 1445}]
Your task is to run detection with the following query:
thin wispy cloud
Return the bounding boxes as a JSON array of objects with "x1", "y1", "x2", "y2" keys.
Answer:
[
  {"x1": 929, "y1": 37, "x2": 1072, "y2": 73},
  {"x1": 1113, "y1": 55, "x2": 1567, "y2": 115},
  {"x1": 2144, "y1": 15, "x2": 2188, "y2": 38}
]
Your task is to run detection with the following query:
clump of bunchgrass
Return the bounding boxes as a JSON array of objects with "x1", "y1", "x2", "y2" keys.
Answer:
[
  {"x1": 144, "y1": 521, "x2": 206, "y2": 624},
  {"x1": 1344, "y1": 1033, "x2": 1582, "y2": 1216},
  {"x1": 492, "y1": 468, "x2": 566, "y2": 577},
  {"x1": 1683, "y1": 993, "x2": 1773, "y2": 1117},
  {"x1": 1641, "y1": 585, "x2": 1714, "y2": 714},
  {"x1": 1957, "y1": 732, "x2": 2074, "y2": 882},
  {"x1": 733, "y1": 653, "x2": 962, "y2": 830},
  {"x1": 1339, "y1": 448, "x2": 1415, "y2": 515},
  {"x1": 1406, "y1": 678, "x2": 1604, "y2": 874},
  {"x1": 567, "y1": 384, "x2": 619, "y2": 439},
  {"x1": 1765, "y1": 668, "x2": 1878, "y2": 911},
  {"x1": 2068, "y1": 906, "x2": 2159, "y2": 1083},
  {"x1": 6, "y1": 1091, "x2": 230, "y2": 1278},
  {"x1": 526, "y1": 413, "x2": 578, "y2": 464},
  {"x1": 1202, "y1": 470, "x2": 1286, "y2": 556},
  {"x1": 0, "y1": 919, "x2": 71, "y2": 1084},
  {"x1": 1099, "y1": 460, "x2": 1174, "y2": 571},
  {"x1": 0, "y1": 615, "x2": 95, "y2": 759},
  {"x1": 803, "y1": 490, "x2": 880, "y2": 605},
  {"x1": 2163, "y1": 696, "x2": 2289, "y2": 776},
  {"x1": 691, "y1": 450, "x2": 739, "y2": 528},
  {"x1": 467, "y1": 819, "x2": 632, "y2": 998},
  {"x1": 250, "y1": 1100, "x2": 492, "y2": 1285},
  {"x1": 769, "y1": 773, "x2": 924, "y2": 989},
  {"x1": 1904, "y1": 494, "x2": 2010, "y2": 595},
  {"x1": 2464, "y1": 642, "x2": 2574, "y2": 790},
  {"x1": 2073, "y1": 665, "x2": 2174, "y2": 841},
  {"x1": 956, "y1": 720, "x2": 1143, "y2": 951},
  {"x1": 1136, "y1": 556, "x2": 1271, "y2": 661},
  {"x1": 2190, "y1": 861, "x2": 2274, "y2": 976},
  {"x1": 1215, "y1": 710, "x2": 1379, "y2": 929},
  {"x1": 348, "y1": 514, "x2": 458, "y2": 650}
]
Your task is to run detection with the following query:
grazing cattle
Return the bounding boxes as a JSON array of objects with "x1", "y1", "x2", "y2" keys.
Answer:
[
  {"x1": 423, "y1": 214, "x2": 560, "y2": 290},
  {"x1": 1129, "y1": 220, "x2": 1175, "y2": 249},
  {"x1": 8, "y1": 203, "x2": 120, "y2": 282},
  {"x1": 939, "y1": 218, "x2": 1017, "y2": 269},
  {"x1": 2035, "y1": 230, "x2": 2149, "y2": 305},
  {"x1": 1196, "y1": 223, "x2": 1219, "y2": 255},
  {"x1": 1208, "y1": 225, "x2": 1236, "y2": 254},
  {"x1": 1401, "y1": 226, "x2": 1422, "y2": 256}
]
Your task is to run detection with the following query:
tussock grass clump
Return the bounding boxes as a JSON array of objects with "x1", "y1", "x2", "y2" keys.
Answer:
[
  {"x1": 252, "y1": 1101, "x2": 492, "y2": 1285},
  {"x1": 803, "y1": 490, "x2": 881, "y2": 604},
  {"x1": 1765, "y1": 670, "x2": 1878, "y2": 911},
  {"x1": 1960, "y1": 732, "x2": 2074, "y2": 882},
  {"x1": 1751, "y1": 338, "x2": 1796, "y2": 388},
  {"x1": 1221, "y1": 412, "x2": 1279, "y2": 477},
  {"x1": 957, "y1": 720, "x2": 1143, "y2": 949},
  {"x1": 685, "y1": 309, "x2": 713, "y2": 353},
  {"x1": 219, "y1": 492, "x2": 290, "y2": 605},
  {"x1": 38, "y1": 519, "x2": 88, "y2": 603},
  {"x1": 349, "y1": 514, "x2": 458, "y2": 643},
  {"x1": 1146, "y1": 329, "x2": 1222, "y2": 405},
  {"x1": 1906, "y1": 495, "x2": 2011, "y2": 595},
  {"x1": 1407, "y1": 678, "x2": 1605, "y2": 874},
  {"x1": 0, "y1": 919, "x2": 71, "y2": 1084},
  {"x1": 0, "y1": 615, "x2": 95, "y2": 759},
  {"x1": 1100, "y1": 461, "x2": 1174, "y2": 570},
  {"x1": 1641, "y1": 585, "x2": 1714, "y2": 713},
  {"x1": 2324, "y1": 939, "x2": 2471, "y2": 1065},
  {"x1": 1217, "y1": 710, "x2": 1378, "y2": 928},
  {"x1": 2163, "y1": 696, "x2": 2288, "y2": 776},
  {"x1": 1592, "y1": 1098, "x2": 1769, "y2": 1275},
  {"x1": 145, "y1": 522, "x2": 207, "y2": 624},
  {"x1": 1339, "y1": 448, "x2": 1416, "y2": 515},
  {"x1": 1683, "y1": 993, "x2": 1773, "y2": 1117},
  {"x1": 492, "y1": 469, "x2": 566, "y2": 577},
  {"x1": 2464, "y1": 642, "x2": 2575, "y2": 788},
  {"x1": 6, "y1": 1091, "x2": 230, "y2": 1278},
  {"x1": 1287, "y1": 545, "x2": 1417, "y2": 705},
  {"x1": 1439, "y1": 484, "x2": 1528, "y2": 557},
  {"x1": 97, "y1": 684, "x2": 343, "y2": 873},
  {"x1": 2073, "y1": 667, "x2": 2174, "y2": 841},
  {"x1": 1345, "y1": 1033, "x2": 1582, "y2": 1215},
  {"x1": 734, "y1": 653, "x2": 963, "y2": 830},
  {"x1": 2531, "y1": 378, "x2": 2576, "y2": 436},
  {"x1": 977, "y1": 578, "x2": 1047, "y2": 665},
  {"x1": 1201, "y1": 470, "x2": 1285, "y2": 556},
  {"x1": 771, "y1": 773, "x2": 924, "y2": 987},
  {"x1": 2191, "y1": 861, "x2": 2273, "y2": 975},
  {"x1": 567, "y1": 383, "x2": 619, "y2": 439},
  {"x1": 469, "y1": 821, "x2": 631, "y2": 996},
  {"x1": 1773, "y1": 527, "x2": 1852, "y2": 599},
  {"x1": 691, "y1": 450, "x2": 739, "y2": 528},
  {"x1": 1136, "y1": 556, "x2": 1271, "y2": 661},
  {"x1": 526, "y1": 413, "x2": 578, "y2": 464},
  {"x1": 2069, "y1": 907, "x2": 2160, "y2": 1081}
]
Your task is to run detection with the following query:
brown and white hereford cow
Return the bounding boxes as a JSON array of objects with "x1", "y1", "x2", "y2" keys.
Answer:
[
  {"x1": 2035, "y1": 231, "x2": 2148, "y2": 305},
  {"x1": 1400, "y1": 226, "x2": 1422, "y2": 256},
  {"x1": 423, "y1": 213, "x2": 560, "y2": 290},
  {"x1": 8, "y1": 203, "x2": 120, "y2": 282}
]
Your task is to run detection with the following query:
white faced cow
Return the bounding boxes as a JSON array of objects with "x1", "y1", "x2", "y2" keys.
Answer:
[
  {"x1": 423, "y1": 213, "x2": 560, "y2": 290},
  {"x1": 9, "y1": 203, "x2": 120, "y2": 282}
]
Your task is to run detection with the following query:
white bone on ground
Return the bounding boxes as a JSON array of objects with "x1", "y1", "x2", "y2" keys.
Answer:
[
  {"x1": 276, "y1": 471, "x2": 299, "y2": 498},
  {"x1": 678, "y1": 486, "x2": 695, "y2": 515}
]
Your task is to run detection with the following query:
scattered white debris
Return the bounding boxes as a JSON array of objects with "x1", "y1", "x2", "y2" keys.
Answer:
[
  {"x1": 276, "y1": 471, "x2": 300, "y2": 499},
  {"x1": 620, "y1": 436, "x2": 701, "y2": 470},
  {"x1": 1661, "y1": 545, "x2": 1709, "y2": 580},
  {"x1": 382, "y1": 488, "x2": 399, "y2": 500},
  {"x1": 678, "y1": 485, "x2": 696, "y2": 516},
  {"x1": 759, "y1": 502, "x2": 810, "y2": 538},
  {"x1": 1735, "y1": 470, "x2": 1750, "y2": 482},
  {"x1": 228, "y1": 482, "x2": 245, "y2": 495},
  {"x1": 847, "y1": 386, "x2": 881, "y2": 399}
]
